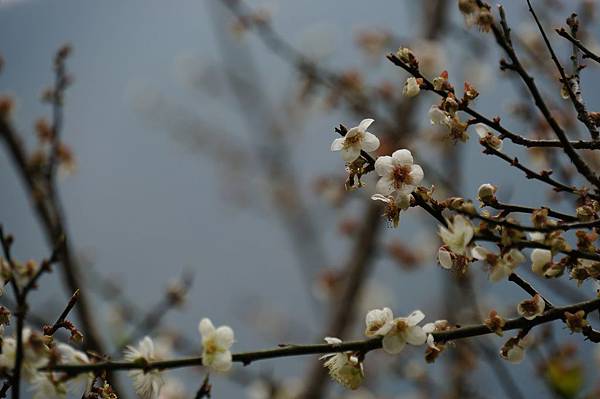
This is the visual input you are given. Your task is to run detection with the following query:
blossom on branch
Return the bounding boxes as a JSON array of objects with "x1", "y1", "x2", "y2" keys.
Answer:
[
  {"x1": 438, "y1": 215, "x2": 474, "y2": 256},
  {"x1": 517, "y1": 294, "x2": 545, "y2": 320},
  {"x1": 123, "y1": 336, "x2": 165, "y2": 399},
  {"x1": 199, "y1": 318, "x2": 234, "y2": 372},
  {"x1": 331, "y1": 119, "x2": 380, "y2": 162},
  {"x1": 374, "y1": 149, "x2": 423, "y2": 196},
  {"x1": 381, "y1": 310, "x2": 427, "y2": 354},
  {"x1": 471, "y1": 246, "x2": 525, "y2": 282},
  {"x1": 320, "y1": 337, "x2": 364, "y2": 390}
]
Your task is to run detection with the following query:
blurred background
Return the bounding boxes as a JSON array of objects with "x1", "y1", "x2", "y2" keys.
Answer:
[{"x1": 1, "y1": 0, "x2": 599, "y2": 397}]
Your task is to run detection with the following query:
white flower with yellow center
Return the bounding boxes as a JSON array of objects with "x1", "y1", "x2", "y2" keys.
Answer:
[
  {"x1": 374, "y1": 149, "x2": 424, "y2": 196},
  {"x1": 199, "y1": 318, "x2": 234, "y2": 372},
  {"x1": 381, "y1": 310, "x2": 427, "y2": 354},
  {"x1": 331, "y1": 119, "x2": 380, "y2": 162}
]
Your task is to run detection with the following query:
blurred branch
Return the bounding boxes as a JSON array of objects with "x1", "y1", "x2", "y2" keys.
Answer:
[{"x1": 557, "y1": 27, "x2": 600, "y2": 65}]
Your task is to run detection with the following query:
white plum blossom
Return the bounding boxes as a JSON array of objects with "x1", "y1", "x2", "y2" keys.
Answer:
[
  {"x1": 500, "y1": 337, "x2": 525, "y2": 363},
  {"x1": 364, "y1": 307, "x2": 394, "y2": 337},
  {"x1": 320, "y1": 337, "x2": 364, "y2": 390},
  {"x1": 517, "y1": 294, "x2": 545, "y2": 320},
  {"x1": 530, "y1": 249, "x2": 552, "y2": 276},
  {"x1": 471, "y1": 246, "x2": 525, "y2": 282},
  {"x1": 428, "y1": 105, "x2": 451, "y2": 127},
  {"x1": 374, "y1": 149, "x2": 424, "y2": 196},
  {"x1": 199, "y1": 318, "x2": 234, "y2": 372},
  {"x1": 331, "y1": 119, "x2": 380, "y2": 162},
  {"x1": 402, "y1": 77, "x2": 420, "y2": 97},
  {"x1": 123, "y1": 336, "x2": 165, "y2": 399},
  {"x1": 474, "y1": 123, "x2": 503, "y2": 150},
  {"x1": 381, "y1": 310, "x2": 427, "y2": 354},
  {"x1": 438, "y1": 215, "x2": 474, "y2": 256}
]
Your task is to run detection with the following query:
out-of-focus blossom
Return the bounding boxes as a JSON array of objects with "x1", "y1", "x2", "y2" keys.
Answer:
[
  {"x1": 123, "y1": 337, "x2": 164, "y2": 399},
  {"x1": 438, "y1": 215, "x2": 474, "y2": 256},
  {"x1": 320, "y1": 337, "x2": 364, "y2": 390},
  {"x1": 471, "y1": 246, "x2": 525, "y2": 282}
]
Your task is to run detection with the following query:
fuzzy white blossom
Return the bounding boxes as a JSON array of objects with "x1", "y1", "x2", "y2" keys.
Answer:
[
  {"x1": 374, "y1": 149, "x2": 423, "y2": 196},
  {"x1": 320, "y1": 337, "x2": 364, "y2": 390},
  {"x1": 428, "y1": 105, "x2": 451, "y2": 127},
  {"x1": 0, "y1": 328, "x2": 49, "y2": 381},
  {"x1": 199, "y1": 318, "x2": 234, "y2": 372},
  {"x1": 402, "y1": 77, "x2": 420, "y2": 97},
  {"x1": 438, "y1": 215, "x2": 474, "y2": 256},
  {"x1": 30, "y1": 373, "x2": 67, "y2": 399},
  {"x1": 530, "y1": 249, "x2": 552, "y2": 276},
  {"x1": 123, "y1": 336, "x2": 165, "y2": 399},
  {"x1": 331, "y1": 119, "x2": 380, "y2": 162},
  {"x1": 381, "y1": 310, "x2": 427, "y2": 354},
  {"x1": 472, "y1": 246, "x2": 525, "y2": 282}
]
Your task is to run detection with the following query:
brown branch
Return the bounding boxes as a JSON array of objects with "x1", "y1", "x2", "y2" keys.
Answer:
[
  {"x1": 524, "y1": 4, "x2": 598, "y2": 140},
  {"x1": 43, "y1": 289, "x2": 80, "y2": 337},
  {"x1": 556, "y1": 27, "x2": 600, "y2": 65},
  {"x1": 489, "y1": 201, "x2": 577, "y2": 222},
  {"x1": 43, "y1": 296, "x2": 600, "y2": 375},
  {"x1": 493, "y1": 3, "x2": 600, "y2": 189},
  {"x1": 481, "y1": 143, "x2": 597, "y2": 200},
  {"x1": 385, "y1": 53, "x2": 600, "y2": 150}
]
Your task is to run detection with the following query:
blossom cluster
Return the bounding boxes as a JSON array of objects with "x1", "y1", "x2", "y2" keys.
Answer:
[{"x1": 331, "y1": 119, "x2": 423, "y2": 227}]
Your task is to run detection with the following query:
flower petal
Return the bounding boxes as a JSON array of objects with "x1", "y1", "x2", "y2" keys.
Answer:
[
  {"x1": 361, "y1": 132, "x2": 380, "y2": 152},
  {"x1": 199, "y1": 318, "x2": 215, "y2": 338},
  {"x1": 331, "y1": 137, "x2": 345, "y2": 151},
  {"x1": 405, "y1": 326, "x2": 427, "y2": 346},
  {"x1": 471, "y1": 246, "x2": 490, "y2": 261},
  {"x1": 341, "y1": 146, "x2": 361, "y2": 162},
  {"x1": 215, "y1": 326, "x2": 234, "y2": 349},
  {"x1": 391, "y1": 149, "x2": 413, "y2": 165},
  {"x1": 406, "y1": 310, "x2": 425, "y2": 326},
  {"x1": 211, "y1": 351, "x2": 232, "y2": 372},
  {"x1": 375, "y1": 176, "x2": 396, "y2": 196},
  {"x1": 358, "y1": 118, "x2": 374, "y2": 132},
  {"x1": 374, "y1": 156, "x2": 393, "y2": 176},
  {"x1": 382, "y1": 333, "x2": 406, "y2": 354},
  {"x1": 409, "y1": 164, "x2": 424, "y2": 185}
]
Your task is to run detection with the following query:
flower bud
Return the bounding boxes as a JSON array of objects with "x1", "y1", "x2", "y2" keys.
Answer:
[{"x1": 477, "y1": 183, "x2": 497, "y2": 205}]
